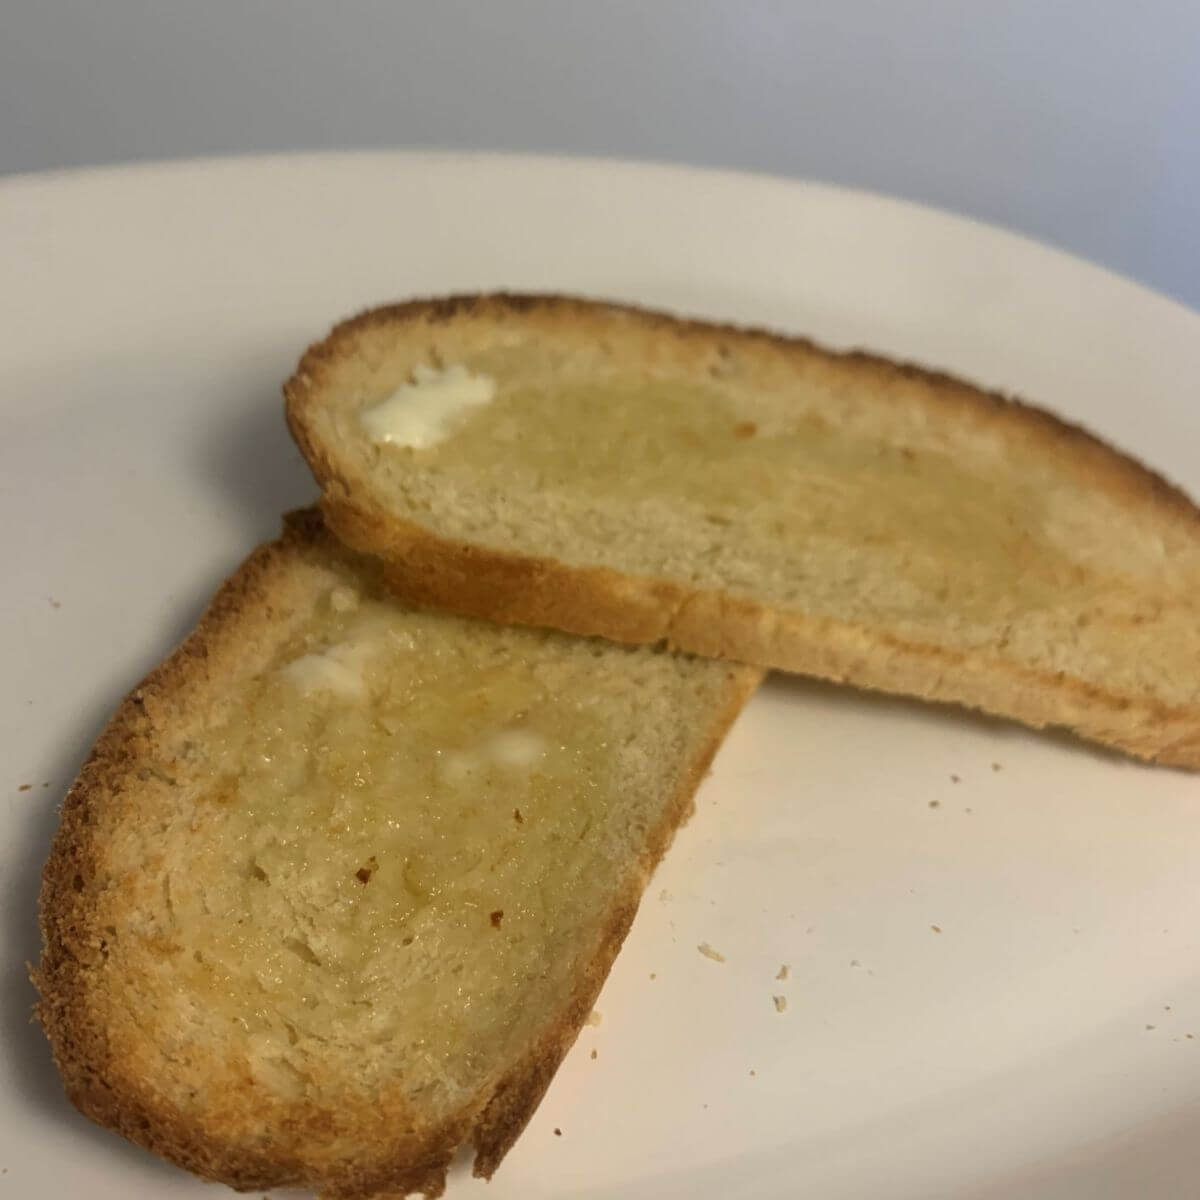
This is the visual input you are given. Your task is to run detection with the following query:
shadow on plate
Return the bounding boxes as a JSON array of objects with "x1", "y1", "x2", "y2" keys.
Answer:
[
  {"x1": 198, "y1": 370, "x2": 318, "y2": 537},
  {"x1": 956, "y1": 1102, "x2": 1200, "y2": 1200},
  {"x1": 757, "y1": 671, "x2": 1158, "y2": 772}
]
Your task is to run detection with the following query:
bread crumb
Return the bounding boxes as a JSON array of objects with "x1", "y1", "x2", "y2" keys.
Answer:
[
  {"x1": 698, "y1": 942, "x2": 726, "y2": 963},
  {"x1": 1165, "y1": 1005, "x2": 1173, "y2": 1011},
  {"x1": 17, "y1": 784, "x2": 31, "y2": 792},
  {"x1": 1186, "y1": 1033, "x2": 1193, "y2": 1040},
  {"x1": 49, "y1": 598, "x2": 61, "y2": 609},
  {"x1": 42, "y1": 781, "x2": 50, "y2": 788},
  {"x1": 991, "y1": 762, "x2": 1002, "y2": 771},
  {"x1": 649, "y1": 972, "x2": 657, "y2": 980},
  {"x1": 772, "y1": 995, "x2": 787, "y2": 1012},
  {"x1": 513, "y1": 808, "x2": 523, "y2": 824},
  {"x1": 950, "y1": 774, "x2": 961, "y2": 783},
  {"x1": 490, "y1": 910, "x2": 504, "y2": 928},
  {"x1": 554, "y1": 1128, "x2": 562, "y2": 1136},
  {"x1": 585, "y1": 1010, "x2": 602, "y2": 1026},
  {"x1": 590, "y1": 1049, "x2": 598, "y2": 1059},
  {"x1": 930, "y1": 925, "x2": 942, "y2": 934},
  {"x1": 928, "y1": 799, "x2": 940, "y2": 808},
  {"x1": 733, "y1": 421, "x2": 757, "y2": 438},
  {"x1": 850, "y1": 959, "x2": 860, "y2": 968},
  {"x1": 1146, "y1": 1024, "x2": 1156, "y2": 1031},
  {"x1": 776, "y1": 964, "x2": 789, "y2": 980},
  {"x1": 749, "y1": 1069, "x2": 756, "y2": 1077}
]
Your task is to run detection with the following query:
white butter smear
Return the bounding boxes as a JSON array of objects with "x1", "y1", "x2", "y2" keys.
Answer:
[
  {"x1": 279, "y1": 614, "x2": 408, "y2": 700},
  {"x1": 440, "y1": 729, "x2": 549, "y2": 785},
  {"x1": 280, "y1": 645, "x2": 370, "y2": 700},
  {"x1": 359, "y1": 363, "x2": 496, "y2": 449}
]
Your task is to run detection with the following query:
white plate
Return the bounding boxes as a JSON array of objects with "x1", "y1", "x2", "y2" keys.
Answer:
[{"x1": 3, "y1": 151, "x2": 1200, "y2": 1200}]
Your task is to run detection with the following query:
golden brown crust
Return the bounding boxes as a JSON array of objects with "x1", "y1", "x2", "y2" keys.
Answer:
[
  {"x1": 33, "y1": 508, "x2": 761, "y2": 1197},
  {"x1": 286, "y1": 293, "x2": 1200, "y2": 769}
]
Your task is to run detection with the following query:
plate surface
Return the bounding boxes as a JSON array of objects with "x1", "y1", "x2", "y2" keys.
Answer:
[{"x1": 3, "y1": 151, "x2": 1200, "y2": 1199}]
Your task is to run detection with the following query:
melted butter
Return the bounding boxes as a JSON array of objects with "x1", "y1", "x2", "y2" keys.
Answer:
[
  {"x1": 169, "y1": 591, "x2": 621, "y2": 1091},
  {"x1": 420, "y1": 372, "x2": 1073, "y2": 618},
  {"x1": 360, "y1": 363, "x2": 496, "y2": 448}
]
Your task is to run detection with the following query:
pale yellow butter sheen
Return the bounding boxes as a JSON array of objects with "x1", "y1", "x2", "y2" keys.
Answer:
[
  {"x1": 426, "y1": 371, "x2": 1063, "y2": 619},
  {"x1": 161, "y1": 590, "x2": 629, "y2": 1099}
]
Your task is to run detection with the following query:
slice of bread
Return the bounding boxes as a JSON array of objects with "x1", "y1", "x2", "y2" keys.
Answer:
[
  {"x1": 34, "y1": 509, "x2": 760, "y2": 1199},
  {"x1": 286, "y1": 294, "x2": 1200, "y2": 767}
]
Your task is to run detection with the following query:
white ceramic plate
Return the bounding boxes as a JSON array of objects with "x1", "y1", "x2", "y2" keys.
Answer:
[{"x1": 3, "y1": 152, "x2": 1200, "y2": 1200}]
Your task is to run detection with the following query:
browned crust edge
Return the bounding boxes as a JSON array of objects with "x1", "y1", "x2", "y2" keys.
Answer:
[
  {"x1": 284, "y1": 292, "x2": 1200, "y2": 769},
  {"x1": 33, "y1": 509, "x2": 333, "y2": 1193},
  {"x1": 31, "y1": 508, "x2": 760, "y2": 1198}
]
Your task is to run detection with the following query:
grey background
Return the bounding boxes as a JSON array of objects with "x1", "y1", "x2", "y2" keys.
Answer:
[{"x1": 3, "y1": 0, "x2": 1198, "y2": 309}]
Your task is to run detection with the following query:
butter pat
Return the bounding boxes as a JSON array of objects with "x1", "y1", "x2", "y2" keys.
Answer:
[{"x1": 360, "y1": 364, "x2": 496, "y2": 449}]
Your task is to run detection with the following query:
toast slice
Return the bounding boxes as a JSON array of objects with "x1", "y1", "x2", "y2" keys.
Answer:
[
  {"x1": 34, "y1": 509, "x2": 760, "y2": 1199},
  {"x1": 286, "y1": 294, "x2": 1200, "y2": 767}
]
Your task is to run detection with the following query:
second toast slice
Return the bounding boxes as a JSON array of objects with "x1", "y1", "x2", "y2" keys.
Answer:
[{"x1": 35, "y1": 510, "x2": 759, "y2": 1199}]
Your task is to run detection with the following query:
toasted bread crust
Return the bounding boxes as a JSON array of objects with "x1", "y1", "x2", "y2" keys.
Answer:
[
  {"x1": 33, "y1": 509, "x2": 761, "y2": 1198},
  {"x1": 286, "y1": 294, "x2": 1200, "y2": 768}
]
